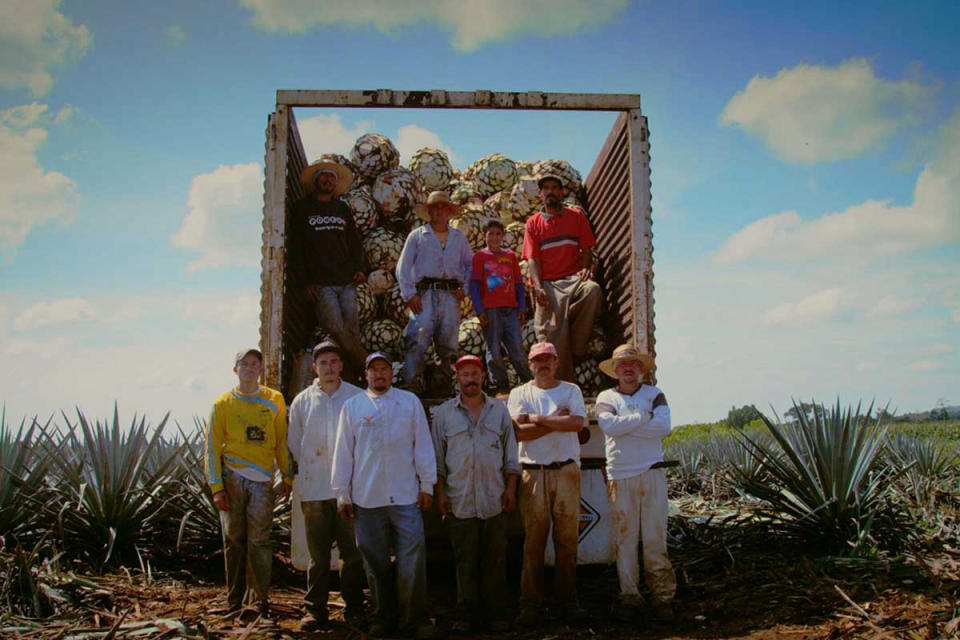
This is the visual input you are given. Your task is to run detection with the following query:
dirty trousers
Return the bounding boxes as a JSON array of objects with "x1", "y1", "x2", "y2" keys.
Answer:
[
  {"x1": 220, "y1": 468, "x2": 274, "y2": 608},
  {"x1": 447, "y1": 512, "x2": 508, "y2": 619},
  {"x1": 607, "y1": 469, "x2": 676, "y2": 602},
  {"x1": 534, "y1": 275, "x2": 602, "y2": 382},
  {"x1": 301, "y1": 499, "x2": 364, "y2": 616},
  {"x1": 519, "y1": 463, "x2": 581, "y2": 607}
]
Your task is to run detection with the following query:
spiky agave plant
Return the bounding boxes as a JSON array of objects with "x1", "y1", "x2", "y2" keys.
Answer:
[
  {"x1": 885, "y1": 433, "x2": 959, "y2": 507},
  {"x1": 168, "y1": 420, "x2": 222, "y2": 559},
  {"x1": 0, "y1": 412, "x2": 56, "y2": 545},
  {"x1": 733, "y1": 400, "x2": 908, "y2": 555},
  {"x1": 44, "y1": 407, "x2": 188, "y2": 570}
]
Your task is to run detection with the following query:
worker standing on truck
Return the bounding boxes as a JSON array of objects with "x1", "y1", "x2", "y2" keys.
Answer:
[
  {"x1": 596, "y1": 344, "x2": 676, "y2": 622},
  {"x1": 507, "y1": 341, "x2": 588, "y2": 626},
  {"x1": 205, "y1": 348, "x2": 293, "y2": 618},
  {"x1": 396, "y1": 190, "x2": 473, "y2": 394},
  {"x1": 331, "y1": 352, "x2": 440, "y2": 639},
  {"x1": 469, "y1": 218, "x2": 533, "y2": 394},
  {"x1": 287, "y1": 340, "x2": 365, "y2": 631},
  {"x1": 294, "y1": 157, "x2": 368, "y2": 382},
  {"x1": 522, "y1": 174, "x2": 602, "y2": 382},
  {"x1": 432, "y1": 354, "x2": 520, "y2": 632}
]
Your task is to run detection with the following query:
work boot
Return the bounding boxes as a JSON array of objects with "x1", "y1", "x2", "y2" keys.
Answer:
[
  {"x1": 651, "y1": 599, "x2": 675, "y2": 622},
  {"x1": 301, "y1": 611, "x2": 327, "y2": 632}
]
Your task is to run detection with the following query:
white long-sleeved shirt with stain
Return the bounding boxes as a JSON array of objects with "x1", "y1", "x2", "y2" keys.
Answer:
[
  {"x1": 595, "y1": 385, "x2": 671, "y2": 480},
  {"x1": 331, "y1": 386, "x2": 437, "y2": 508}
]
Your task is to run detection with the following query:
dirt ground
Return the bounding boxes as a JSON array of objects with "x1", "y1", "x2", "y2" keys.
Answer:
[{"x1": 6, "y1": 533, "x2": 959, "y2": 640}]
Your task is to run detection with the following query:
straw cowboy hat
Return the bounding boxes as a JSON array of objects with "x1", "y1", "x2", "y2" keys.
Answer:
[
  {"x1": 413, "y1": 190, "x2": 462, "y2": 221},
  {"x1": 599, "y1": 344, "x2": 655, "y2": 379},
  {"x1": 300, "y1": 157, "x2": 354, "y2": 197}
]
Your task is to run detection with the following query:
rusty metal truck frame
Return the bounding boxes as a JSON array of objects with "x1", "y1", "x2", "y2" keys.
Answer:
[{"x1": 260, "y1": 89, "x2": 654, "y2": 399}]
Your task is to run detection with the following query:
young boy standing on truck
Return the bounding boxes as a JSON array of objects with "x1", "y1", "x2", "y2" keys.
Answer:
[
  {"x1": 205, "y1": 348, "x2": 293, "y2": 618},
  {"x1": 469, "y1": 219, "x2": 533, "y2": 393},
  {"x1": 294, "y1": 157, "x2": 368, "y2": 382},
  {"x1": 523, "y1": 174, "x2": 602, "y2": 382}
]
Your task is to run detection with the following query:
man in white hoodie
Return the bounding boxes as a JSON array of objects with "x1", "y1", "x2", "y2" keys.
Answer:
[
  {"x1": 288, "y1": 340, "x2": 365, "y2": 631},
  {"x1": 596, "y1": 344, "x2": 676, "y2": 622}
]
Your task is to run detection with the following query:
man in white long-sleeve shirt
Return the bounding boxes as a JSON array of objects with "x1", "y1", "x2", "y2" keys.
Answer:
[
  {"x1": 287, "y1": 340, "x2": 365, "y2": 631},
  {"x1": 596, "y1": 344, "x2": 676, "y2": 622},
  {"x1": 331, "y1": 351, "x2": 439, "y2": 639}
]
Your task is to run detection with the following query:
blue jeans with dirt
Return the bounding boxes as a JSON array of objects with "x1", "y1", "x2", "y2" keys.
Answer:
[
  {"x1": 482, "y1": 307, "x2": 532, "y2": 390},
  {"x1": 219, "y1": 467, "x2": 275, "y2": 609},
  {"x1": 313, "y1": 285, "x2": 367, "y2": 381},
  {"x1": 354, "y1": 504, "x2": 428, "y2": 631},
  {"x1": 400, "y1": 289, "x2": 460, "y2": 388}
]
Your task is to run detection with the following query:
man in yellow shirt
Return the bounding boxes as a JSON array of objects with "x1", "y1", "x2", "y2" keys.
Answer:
[{"x1": 206, "y1": 348, "x2": 293, "y2": 617}]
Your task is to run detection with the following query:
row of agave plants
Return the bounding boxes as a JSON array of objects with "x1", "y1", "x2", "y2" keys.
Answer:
[
  {"x1": 1, "y1": 401, "x2": 958, "y2": 574},
  {"x1": 666, "y1": 402, "x2": 960, "y2": 555},
  {"x1": 0, "y1": 408, "x2": 293, "y2": 573}
]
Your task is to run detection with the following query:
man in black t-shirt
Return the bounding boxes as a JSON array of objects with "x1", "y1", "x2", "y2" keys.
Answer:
[{"x1": 295, "y1": 158, "x2": 367, "y2": 381}]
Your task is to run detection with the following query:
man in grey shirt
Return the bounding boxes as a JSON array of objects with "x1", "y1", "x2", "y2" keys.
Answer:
[{"x1": 433, "y1": 355, "x2": 520, "y2": 632}]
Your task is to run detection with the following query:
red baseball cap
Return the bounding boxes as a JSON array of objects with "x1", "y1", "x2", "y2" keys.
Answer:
[
  {"x1": 454, "y1": 355, "x2": 484, "y2": 370},
  {"x1": 528, "y1": 342, "x2": 557, "y2": 359}
]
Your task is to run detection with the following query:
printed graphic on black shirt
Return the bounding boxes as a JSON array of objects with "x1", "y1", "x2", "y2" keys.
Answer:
[
  {"x1": 246, "y1": 425, "x2": 266, "y2": 442},
  {"x1": 308, "y1": 214, "x2": 347, "y2": 232}
]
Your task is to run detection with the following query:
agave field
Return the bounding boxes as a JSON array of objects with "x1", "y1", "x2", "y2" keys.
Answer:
[{"x1": 1, "y1": 402, "x2": 958, "y2": 638}]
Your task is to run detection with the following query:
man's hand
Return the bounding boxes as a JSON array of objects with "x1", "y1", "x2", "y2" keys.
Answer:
[
  {"x1": 453, "y1": 288, "x2": 465, "y2": 301},
  {"x1": 534, "y1": 287, "x2": 549, "y2": 306},
  {"x1": 406, "y1": 294, "x2": 423, "y2": 314},
  {"x1": 514, "y1": 413, "x2": 529, "y2": 424},
  {"x1": 278, "y1": 482, "x2": 292, "y2": 502},
  {"x1": 212, "y1": 490, "x2": 230, "y2": 512},
  {"x1": 576, "y1": 267, "x2": 592, "y2": 281},
  {"x1": 338, "y1": 502, "x2": 355, "y2": 519},
  {"x1": 501, "y1": 487, "x2": 516, "y2": 512},
  {"x1": 352, "y1": 271, "x2": 366, "y2": 285},
  {"x1": 304, "y1": 285, "x2": 319, "y2": 302},
  {"x1": 436, "y1": 489, "x2": 450, "y2": 516},
  {"x1": 518, "y1": 310, "x2": 526, "y2": 325},
  {"x1": 417, "y1": 492, "x2": 433, "y2": 512},
  {"x1": 477, "y1": 311, "x2": 488, "y2": 327}
]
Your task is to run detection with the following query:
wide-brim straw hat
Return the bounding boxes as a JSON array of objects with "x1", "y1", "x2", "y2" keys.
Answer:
[
  {"x1": 599, "y1": 344, "x2": 655, "y2": 379},
  {"x1": 300, "y1": 159, "x2": 354, "y2": 197},
  {"x1": 413, "y1": 190, "x2": 461, "y2": 221}
]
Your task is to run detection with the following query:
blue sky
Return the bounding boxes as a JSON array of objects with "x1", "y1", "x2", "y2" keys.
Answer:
[{"x1": 1, "y1": 0, "x2": 957, "y2": 426}]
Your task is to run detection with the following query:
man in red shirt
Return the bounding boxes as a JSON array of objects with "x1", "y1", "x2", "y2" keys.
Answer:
[{"x1": 521, "y1": 174, "x2": 602, "y2": 382}]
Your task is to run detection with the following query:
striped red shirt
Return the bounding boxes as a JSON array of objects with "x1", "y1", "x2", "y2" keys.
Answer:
[{"x1": 521, "y1": 207, "x2": 596, "y2": 281}]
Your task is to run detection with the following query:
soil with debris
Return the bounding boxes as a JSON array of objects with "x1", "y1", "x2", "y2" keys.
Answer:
[{"x1": 4, "y1": 515, "x2": 958, "y2": 639}]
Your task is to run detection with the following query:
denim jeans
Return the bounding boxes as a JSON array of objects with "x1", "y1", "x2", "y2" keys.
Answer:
[
  {"x1": 354, "y1": 504, "x2": 428, "y2": 630},
  {"x1": 301, "y1": 499, "x2": 365, "y2": 616},
  {"x1": 220, "y1": 467, "x2": 275, "y2": 608},
  {"x1": 313, "y1": 285, "x2": 367, "y2": 381},
  {"x1": 482, "y1": 307, "x2": 533, "y2": 389},
  {"x1": 400, "y1": 289, "x2": 460, "y2": 388}
]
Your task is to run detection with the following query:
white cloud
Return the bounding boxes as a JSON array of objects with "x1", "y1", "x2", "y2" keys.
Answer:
[
  {"x1": 298, "y1": 114, "x2": 457, "y2": 171},
  {"x1": 298, "y1": 113, "x2": 372, "y2": 160},
  {"x1": 395, "y1": 124, "x2": 457, "y2": 166},
  {"x1": 237, "y1": 0, "x2": 628, "y2": 51},
  {"x1": 720, "y1": 58, "x2": 934, "y2": 163},
  {"x1": 928, "y1": 344, "x2": 953, "y2": 355},
  {"x1": 0, "y1": 119, "x2": 76, "y2": 252},
  {"x1": 182, "y1": 293, "x2": 261, "y2": 328},
  {"x1": 13, "y1": 297, "x2": 96, "y2": 330},
  {"x1": 0, "y1": 0, "x2": 92, "y2": 96},
  {"x1": 53, "y1": 104, "x2": 74, "y2": 124},
  {"x1": 715, "y1": 107, "x2": 960, "y2": 265},
  {"x1": 764, "y1": 288, "x2": 846, "y2": 326},
  {"x1": 908, "y1": 359, "x2": 942, "y2": 372},
  {"x1": 867, "y1": 294, "x2": 921, "y2": 319},
  {"x1": 856, "y1": 362, "x2": 879, "y2": 373},
  {"x1": 1, "y1": 103, "x2": 48, "y2": 127},
  {"x1": 171, "y1": 163, "x2": 263, "y2": 272}
]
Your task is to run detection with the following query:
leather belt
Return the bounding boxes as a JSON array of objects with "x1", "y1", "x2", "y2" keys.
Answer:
[
  {"x1": 417, "y1": 278, "x2": 460, "y2": 291},
  {"x1": 522, "y1": 458, "x2": 575, "y2": 471}
]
